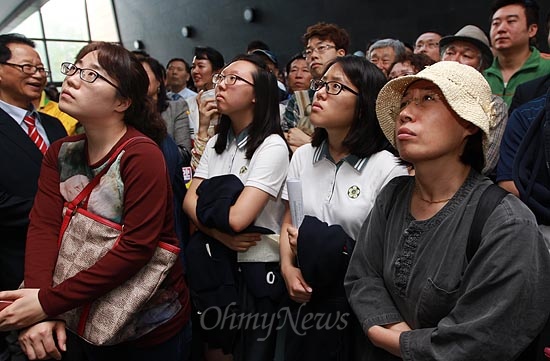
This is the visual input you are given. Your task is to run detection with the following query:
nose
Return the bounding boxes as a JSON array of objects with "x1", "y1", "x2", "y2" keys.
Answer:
[
  {"x1": 315, "y1": 85, "x2": 327, "y2": 100},
  {"x1": 398, "y1": 101, "x2": 418, "y2": 124},
  {"x1": 64, "y1": 73, "x2": 79, "y2": 89},
  {"x1": 216, "y1": 79, "x2": 227, "y2": 91}
]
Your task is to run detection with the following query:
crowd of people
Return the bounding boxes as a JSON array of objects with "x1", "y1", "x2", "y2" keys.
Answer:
[{"x1": 0, "y1": 0, "x2": 550, "y2": 360}]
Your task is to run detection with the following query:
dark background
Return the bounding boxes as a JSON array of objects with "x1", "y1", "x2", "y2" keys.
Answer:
[{"x1": 114, "y1": 0, "x2": 550, "y2": 68}]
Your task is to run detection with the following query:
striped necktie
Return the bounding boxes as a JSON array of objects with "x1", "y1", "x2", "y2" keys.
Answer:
[{"x1": 23, "y1": 113, "x2": 47, "y2": 155}]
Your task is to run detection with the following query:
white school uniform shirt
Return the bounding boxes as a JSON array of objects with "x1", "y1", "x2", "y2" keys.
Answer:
[
  {"x1": 287, "y1": 141, "x2": 408, "y2": 239},
  {"x1": 194, "y1": 129, "x2": 289, "y2": 262}
]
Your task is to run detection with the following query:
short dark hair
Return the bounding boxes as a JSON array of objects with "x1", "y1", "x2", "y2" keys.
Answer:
[
  {"x1": 311, "y1": 55, "x2": 391, "y2": 158},
  {"x1": 491, "y1": 0, "x2": 540, "y2": 27},
  {"x1": 388, "y1": 52, "x2": 435, "y2": 75},
  {"x1": 214, "y1": 54, "x2": 284, "y2": 160},
  {"x1": 167, "y1": 57, "x2": 191, "y2": 73},
  {"x1": 0, "y1": 33, "x2": 35, "y2": 63},
  {"x1": 194, "y1": 46, "x2": 225, "y2": 72},
  {"x1": 302, "y1": 22, "x2": 350, "y2": 54},
  {"x1": 246, "y1": 40, "x2": 270, "y2": 52},
  {"x1": 285, "y1": 53, "x2": 307, "y2": 74}
]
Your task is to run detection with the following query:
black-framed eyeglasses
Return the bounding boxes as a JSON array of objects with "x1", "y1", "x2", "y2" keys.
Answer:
[
  {"x1": 60, "y1": 62, "x2": 122, "y2": 94},
  {"x1": 1, "y1": 62, "x2": 50, "y2": 76},
  {"x1": 212, "y1": 73, "x2": 254, "y2": 86},
  {"x1": 310, "y1": 79, "x2": 359, "y2": 96}
]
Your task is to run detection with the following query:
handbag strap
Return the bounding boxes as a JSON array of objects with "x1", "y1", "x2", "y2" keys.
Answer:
[
  {"x1": 57, "y1": 136, "x2": 149, "y2": 247},
  {"x1": 70, "y1": 136, "x2": 148, "y2": 209}
]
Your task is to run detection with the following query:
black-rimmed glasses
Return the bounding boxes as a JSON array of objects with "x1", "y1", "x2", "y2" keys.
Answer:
[
  {"x1": 60, "y1": 62, "x2": 122, "y2": 94},
  {"x1": 310, "y1": 79, "x2": 359, "y2": 96},
  {"x1": 212, "y1": 73, "x2": 254, "y2": 86},
  {"x1": 1, "y1": 62, "x2": 50, "y2": 76}
]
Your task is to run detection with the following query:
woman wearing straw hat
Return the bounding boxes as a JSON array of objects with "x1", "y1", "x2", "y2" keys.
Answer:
[{"x1": 345, "y1": 61, "x2": 550, "y2": 360}]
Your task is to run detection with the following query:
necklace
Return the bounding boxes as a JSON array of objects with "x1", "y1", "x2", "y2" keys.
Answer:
[
  {"x1": 417, "y1": 195, "x2": 452, "y2": 204},
  {"x1": 414, "y1": 184, "x2": 453, "y2": 204}
]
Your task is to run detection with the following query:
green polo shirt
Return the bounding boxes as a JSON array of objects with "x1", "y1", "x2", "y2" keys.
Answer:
[{"x1": 484, "y1": 47, "x2": 550, "y2": 107}]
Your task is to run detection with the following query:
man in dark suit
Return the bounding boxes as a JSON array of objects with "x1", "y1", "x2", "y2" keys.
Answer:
[{"x1": 0, "y1": 33, "x2": 66, "y2": 359}]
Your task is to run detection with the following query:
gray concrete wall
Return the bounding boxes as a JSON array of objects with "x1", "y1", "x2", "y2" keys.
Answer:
[{"x1": 113, "y1": 0, "x2": 550, "y2": 69}]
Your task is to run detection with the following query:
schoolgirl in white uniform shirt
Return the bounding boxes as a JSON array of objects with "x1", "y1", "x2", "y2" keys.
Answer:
[{"x1": 280, "y1": 55, "x2": 408, "y2": 361}]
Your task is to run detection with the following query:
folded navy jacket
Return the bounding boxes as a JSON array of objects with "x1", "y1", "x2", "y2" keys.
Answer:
[
  {"x1": 196, "y1": 174, "x2": 274, "y2": 235},
  {"x1": 297, "y1": 215, "x2": 355, "y2": 290},
  {"x1": 186, "y1": 174, "x2": 284, "y2": 311}
]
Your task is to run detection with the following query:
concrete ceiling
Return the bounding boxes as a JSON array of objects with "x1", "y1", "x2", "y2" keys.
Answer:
[{"x1": 0, "y1": 0, "x2": 48, "y2": 33}]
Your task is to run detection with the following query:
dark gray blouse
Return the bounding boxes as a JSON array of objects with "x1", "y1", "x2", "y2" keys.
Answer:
[{"x1": 345, "y1": 171, "x2": 550, "y2": 360}]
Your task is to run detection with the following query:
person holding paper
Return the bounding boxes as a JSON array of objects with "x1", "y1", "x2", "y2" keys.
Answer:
[
  {"x1": 279, "y1": 55, "x2": 408, "y2": 361},
  {"x1": 183, "y1": 53, "x2": 289, "y2": 361}
]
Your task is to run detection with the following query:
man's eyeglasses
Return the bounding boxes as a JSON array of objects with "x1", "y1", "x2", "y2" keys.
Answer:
[
  {"x1": 60, "y1": 62, "x2": 122, "y2": 94},
  {"x1": 302, "y1": 44, "x2": 336, "y2": 59},
  {"x1": 310, "y1": 79, "x2": 358, "y2": 96},
  {"x1": 212, "y1": 73, "x2": 254, "y2": 86},
  {"x1": 1, "y1": 62, "x2": 50, "y2": 76}
]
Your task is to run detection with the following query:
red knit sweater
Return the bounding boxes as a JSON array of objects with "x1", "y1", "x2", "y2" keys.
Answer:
[{"x1": 24, "y1": 127, "x2": 190, "y2": 346}]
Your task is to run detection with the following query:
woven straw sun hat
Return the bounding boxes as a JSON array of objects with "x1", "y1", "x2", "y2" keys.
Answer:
[{"x1": 375, "y1": 61, "x2": 493, "y2": 155}]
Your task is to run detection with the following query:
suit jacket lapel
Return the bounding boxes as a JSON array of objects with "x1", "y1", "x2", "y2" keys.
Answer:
[{"x1": 0, "y1": 108, "x2": 44, "y2": 166}]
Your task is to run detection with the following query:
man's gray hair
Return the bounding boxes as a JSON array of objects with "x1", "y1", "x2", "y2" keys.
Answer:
[{"x1": 367, "y1": 39, "x2": 406, "y2": 60}]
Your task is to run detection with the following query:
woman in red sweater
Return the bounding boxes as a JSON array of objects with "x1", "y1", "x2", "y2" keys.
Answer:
[{"x1": 0, "y1": 42, "x2": 191, "y2": 360}]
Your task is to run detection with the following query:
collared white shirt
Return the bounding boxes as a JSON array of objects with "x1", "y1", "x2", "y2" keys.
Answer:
[
  {"x1": 194, "y1": 129, "x2": 289, "y2": 262},
  {"x1": 287, "y1": 141, "x2": 408, "y2": 238},
  {"x1": 0, "y1": 99, "x2": 51, "y2": 146}
]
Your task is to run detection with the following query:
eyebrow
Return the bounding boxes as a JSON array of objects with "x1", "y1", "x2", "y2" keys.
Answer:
[
  {"x1": 403, "y1": 85, "x2": 440, "y2": 95},
  {"x1": 492, "y1": 14, "x2": 520, "y2": 21},
  {"x1": 323, "y1": 75, "x2": 346, "y2": 82}
]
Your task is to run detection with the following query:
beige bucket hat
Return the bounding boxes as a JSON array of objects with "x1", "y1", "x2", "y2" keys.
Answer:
[{"x1": 375, "y1": 61, "x2": 493, "y2": 154}]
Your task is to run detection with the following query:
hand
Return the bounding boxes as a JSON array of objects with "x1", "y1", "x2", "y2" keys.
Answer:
[
  {"x1": 281, "y1": 264, "x2": 312, "y2": 303},
  {"x1": 0, "y1": 289, "x2": 47, "y2": 331},
  {"x1": 285, "y1": 128, "x2": 311, "y2": 151},
  {"x1": 197, "y1": 91, "x2": 218, "y2": 137},
  {"x1": 367, "y1": 325, "x2": 403, "y2": 357},
  {"x1": 366, "y1": 321, "x2": 411, "y2": 357},
  {"x1": 19, "y1": 321, "x2": 67, "y2": 360},
  {"x1": 287, "y1": 225, "x2": 299, "y2": 256},
  {"x1": 384, "y1": 321, "x2": 412, "y2": 332},
  {"x1": 211, "y1": 229, "x2": 262, "y2": 252}
]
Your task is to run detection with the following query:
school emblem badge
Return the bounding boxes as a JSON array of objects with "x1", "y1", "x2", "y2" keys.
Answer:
[
  {"x1": 239, "y1": 166, "x2": 248, "y2": 175},
  {"x1": 348, "y1": 185, "x2": 360, "y2": 199}
]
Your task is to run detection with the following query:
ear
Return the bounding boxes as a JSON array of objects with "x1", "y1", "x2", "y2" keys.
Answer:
[
  {"x1": 114, "y1": 97, "x2": 131, "y2": 113},
  {"x1": 463, "y1": 121, "x2": 479, "y2": 137},
  {"x1": 337, "y1": 48, "x2": 346, "y2": 57},
  {"x1": 528, "y1": 23, "x2": 538, "y2": 38}
]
